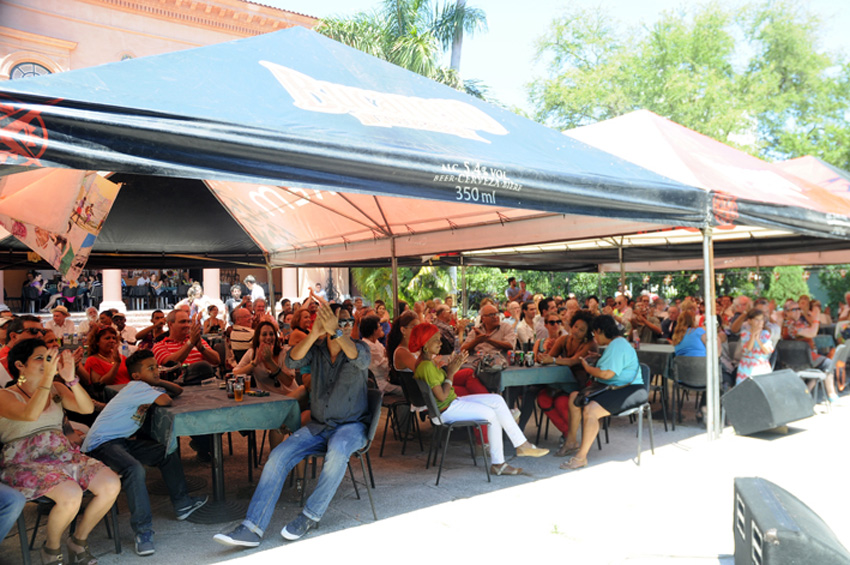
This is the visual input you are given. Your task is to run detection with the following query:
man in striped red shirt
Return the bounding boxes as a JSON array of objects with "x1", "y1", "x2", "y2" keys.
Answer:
[
  {"x1": 153, "y1": 309, "x2": 220, "y2": 462},
  {"x1": 153, "y1": 309, "x2": 220, "y2": 368}
]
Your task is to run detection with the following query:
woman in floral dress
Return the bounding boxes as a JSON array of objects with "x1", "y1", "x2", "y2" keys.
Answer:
[{"x1": 0, "y1": 339, "x2": 120, "y2": 565}]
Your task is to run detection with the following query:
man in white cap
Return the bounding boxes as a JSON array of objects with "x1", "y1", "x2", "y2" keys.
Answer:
[{"x1": 45, "y1": 305, "x2": 76, "y2": 339}]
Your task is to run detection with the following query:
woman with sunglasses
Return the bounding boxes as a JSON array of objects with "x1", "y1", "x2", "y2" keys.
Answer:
[
  {"x1": 537, "y1": 310, "x2": 598, "y2": 454},
  {"x1": 0, "y1": 339, "x2": 121, "y2": 565}
]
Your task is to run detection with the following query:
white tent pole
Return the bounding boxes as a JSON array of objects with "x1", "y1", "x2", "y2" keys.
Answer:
[
  {"x1": 461, "y1": 256, "x2": 468, "y2": 319},
  {"x1": 597, "y1": 265, "x2": 602, "y2": 298},
  {"x1": 391, "y1": 237, "x2": 399, "y2": 318},
  {"x1": 702, "y1": 227, "x2": 720, "y2": 440},
  {"x1": 618, "y1": 239, "x2": 625, "y2": 295},
  {"x1": 266, "y1": 259, "x2": 276, "y2": 318}
]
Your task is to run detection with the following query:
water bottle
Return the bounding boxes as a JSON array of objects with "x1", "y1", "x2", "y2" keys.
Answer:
[{"x1": 632, "y1": 329, "x2": 640, "y2": 350}]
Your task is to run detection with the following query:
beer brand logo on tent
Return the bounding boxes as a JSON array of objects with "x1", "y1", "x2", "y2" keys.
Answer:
[
  {"x1": 712, "y1": 192, "x2": 739, "y2": 227},
  {"x1": 260, "y1": 61, "x2": 508, "y2": 143},
  {"x1": 0, "y1": 95, "x2": 50, "y2": 166}
]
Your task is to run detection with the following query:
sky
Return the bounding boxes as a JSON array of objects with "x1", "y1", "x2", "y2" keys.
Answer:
[{"x1": 262, "y1": 0, "x2": 850, "y2": 113}]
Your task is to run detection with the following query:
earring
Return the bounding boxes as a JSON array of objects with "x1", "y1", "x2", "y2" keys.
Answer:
[{"x1": 16, "y1": 375, "x2": 26, "y2": 386}]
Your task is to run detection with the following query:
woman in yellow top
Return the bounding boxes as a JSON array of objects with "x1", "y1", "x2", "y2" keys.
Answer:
[{"x1": 411, "y1": 323, "x2": 548, "y2": 476}]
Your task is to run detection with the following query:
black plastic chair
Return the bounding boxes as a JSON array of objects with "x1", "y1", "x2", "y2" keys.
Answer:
[
  {"x1": 60, "y1": 284, "x2": 80, "y2": 311},
  {"x1": 128, "y1": 286, "x2": 149, "y2": 310},
  {"x1": 776, "y1": 339, "x2": 831, "y2": 412},
  {"x1": 300, "y1": 389, "x2": 383, "y2": 520},
  {"x1": 15, "y1": 495, "x2": 121, "y2": 565},
  {"x1": 89, "y1": 286, "x2": 103, "y2": 309},
  {"x1": 380, "y1": 370, "x2": 425, "y2": 456},
  {"x1": 415, "y1": 378, "x2": 490, "y2": 486},
  {"x1": 22, "y1": 285, "x2": 39, "y2": 313},
  {"x1": 667, "y1": 356, "x2": 709, "y2": 429}
]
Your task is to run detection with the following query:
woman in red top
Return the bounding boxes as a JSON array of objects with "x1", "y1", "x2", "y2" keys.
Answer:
[
  {"x1": 83, "y1": 326, "x2": 130, "y2": 391},
  {"x1": 536, "y1": 310, "x2": 598, "y2": 455}
]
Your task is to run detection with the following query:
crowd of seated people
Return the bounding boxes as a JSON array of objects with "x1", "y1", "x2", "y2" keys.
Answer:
[{"x1": 4, "y1": 273, "x2": 850, "y2": 556}]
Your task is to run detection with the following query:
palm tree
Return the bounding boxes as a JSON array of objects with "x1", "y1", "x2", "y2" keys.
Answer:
[
  {"x1": 316, "y1": 0, "x2": 487, "y2": 95},
  {"x1": 435, "y1": 0, "x2": 488, "y2": 72}
]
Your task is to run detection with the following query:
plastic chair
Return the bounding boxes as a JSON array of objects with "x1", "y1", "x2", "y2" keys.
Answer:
[
  {"x1": 60, "y1": 285, "x2": 79, "y2": 311},
  {"x1": 128, "y1": 286, "x2": 149, "y2": 310},
  {"x1": 300, "y1": 389, "x2": 382, "y2": 520},
  {"x1": 89, "y1": 286, "x2": 103, "y2": 309},
  {"x1": 16, "y1": 495, "x2": 121, "y2": 565},
  {"x1": 415, "y1": 378, "x2": 490, "y2": 486},
  {"x1": 379, "y1": 370, "x2": 425, "y2": 456},
  {"x1": 598, "y1": 363, "x2": 655, "y2": 465},
  {"x1": 776, "y1": 340, "x2": 831, "y2": 413},
  {"x1": 667, "y1": 356, "x2": 709, "y2": 429},
  {"x1": 22, "y1": 285, "x2": 39, "y2": 313}
]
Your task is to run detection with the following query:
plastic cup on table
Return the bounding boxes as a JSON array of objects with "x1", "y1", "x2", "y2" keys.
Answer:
[{"x1": 233, "y1": 380, "x2": 244, "y2": 402}]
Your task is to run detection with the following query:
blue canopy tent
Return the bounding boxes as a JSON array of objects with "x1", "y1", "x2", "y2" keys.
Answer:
[{"x1": 0, "y1": 26, "x2": 821, "y2": 438}]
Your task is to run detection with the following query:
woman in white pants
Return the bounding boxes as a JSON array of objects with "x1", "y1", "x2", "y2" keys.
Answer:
[{"x1": 410, "y1": 323, "x2": 548, "y2": 475}]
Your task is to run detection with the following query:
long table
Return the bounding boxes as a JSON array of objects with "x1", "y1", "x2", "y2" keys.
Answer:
[
  {"x1": 107, "y1": 384, "x2": 300, "y2": 523},
  {"x1": 498, "y1": 364, "x2": 580, "y2": 393}
]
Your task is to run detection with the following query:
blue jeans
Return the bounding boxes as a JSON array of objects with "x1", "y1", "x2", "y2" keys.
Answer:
[
  {"x1": 90, "y1": 438, "x2": 192, "y2": 535},
  {"x1": 0, "y1": 483, "x2": 26, "y2": 540},
  {"x1": 243, "y1": 422, "x2": 366, "y2": 536}
]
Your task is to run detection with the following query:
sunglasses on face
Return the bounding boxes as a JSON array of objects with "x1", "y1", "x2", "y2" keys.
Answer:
[
  {"x1": 482, "y1": 313, "x2": 499, "y2": 318},
  {"x1": 338, "y1": 319, "x2": 354, "y2": 328},
  {"x1": 18, "y1": 328, "x2": 45, "y2": 336},
  {"x1": 546, "y1": 320, "x2": 562, "y2": 326}
]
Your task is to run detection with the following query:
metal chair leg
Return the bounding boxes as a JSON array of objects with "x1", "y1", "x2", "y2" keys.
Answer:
[{"x1": 358, "y1": 455, "x2": 378, "y2": 520}]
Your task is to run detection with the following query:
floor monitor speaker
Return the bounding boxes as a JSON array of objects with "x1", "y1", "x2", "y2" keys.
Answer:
[
  {"x1": 734, "y1": 477, "x2": 850, "y2": 564},
  {"x1": 721, "y1": 369, "x2": 813, "y2": 436}
]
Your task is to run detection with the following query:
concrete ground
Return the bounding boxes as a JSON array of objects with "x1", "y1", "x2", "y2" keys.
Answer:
[{"x1": 3, "y1": 385, "x2": 849, "y2": 564}]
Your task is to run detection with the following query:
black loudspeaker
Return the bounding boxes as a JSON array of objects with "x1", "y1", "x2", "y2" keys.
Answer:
[
  {"x1": 721, "y1": 370, "x2": 813, "y2": 435},
  {"x1": 734, "y1": 477, "x2": 850, "y2": 564}
]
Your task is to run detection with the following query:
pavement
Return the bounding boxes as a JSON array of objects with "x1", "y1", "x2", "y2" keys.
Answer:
[{"x1": 4, "y1": 385, "x2": 850, "y2": 564}]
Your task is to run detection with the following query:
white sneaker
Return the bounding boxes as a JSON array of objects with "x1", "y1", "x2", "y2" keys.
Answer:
[{"x1": 511, "y1": 408, "x2": 521, "y2": 423}]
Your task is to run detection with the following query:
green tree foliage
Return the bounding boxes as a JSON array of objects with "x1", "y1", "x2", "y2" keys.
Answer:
[
  {"x1": 763, "y1": 266, "x2": 811, "y2": 304},
  {"x1": 814, "y1": 264, "x2": 850, "y2": 312},
  {"x1": 352, "y1": 266, "x2": 769, "y2": 311},
  {"x1": 529, "y1": 1, "x2": 850, "y2": 168},
  {"x1": 316, "y1": 0, "x2": 487, "y2": 97}
]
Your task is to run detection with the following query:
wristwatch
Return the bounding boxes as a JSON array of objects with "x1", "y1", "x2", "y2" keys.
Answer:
[{"x1": 330, "y1": 329, "x2": 344, "y2": 340}]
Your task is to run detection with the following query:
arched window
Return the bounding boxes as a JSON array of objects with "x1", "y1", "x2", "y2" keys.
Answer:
[{"x1": 9, "y1": 62, "x2": 51, "y2": 80}]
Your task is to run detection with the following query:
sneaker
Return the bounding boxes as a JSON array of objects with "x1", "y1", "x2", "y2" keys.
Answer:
[
  {"x1": 280, "y1": 513, "x2": 318, "y2": 541},
  {"x1": 134, "y1": 531, "x2": 155, "y2": 556},
  {"x1": 213, "y1": 524, "x2": 261, "y2": 548},
  {"x1": 176, "y1": 495, "x2": 209, "y2": 520},
  {"x1": 510, "y1": 408, "x2": 521, "y2": 422}
]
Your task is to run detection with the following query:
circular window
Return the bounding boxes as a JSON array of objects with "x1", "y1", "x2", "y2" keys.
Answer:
[{"x1": 10, "y1": 62, "x2": 52, "y2": 80}]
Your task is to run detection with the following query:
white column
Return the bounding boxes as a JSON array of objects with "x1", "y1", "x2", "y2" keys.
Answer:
[
  {"x1": 100, "y1": 269, "x2": 125, "y2": 313},
  {"x1": 203, "y1": 269, "x2": 220, "y2": 302},
  {"x1": 280, "y1": 267, "x2": 298, "y2": 301}
]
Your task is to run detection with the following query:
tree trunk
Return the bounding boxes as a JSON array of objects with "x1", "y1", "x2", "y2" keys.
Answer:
[{"x1": 450, "y1": 0, "x2": 466, "y2": 71}]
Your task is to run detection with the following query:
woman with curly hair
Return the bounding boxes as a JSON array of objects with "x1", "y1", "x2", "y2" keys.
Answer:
[{"x1": 537, "y1": 310, "x2": 598, "y2": 455}]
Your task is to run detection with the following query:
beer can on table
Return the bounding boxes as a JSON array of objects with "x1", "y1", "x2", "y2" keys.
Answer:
[
  {"x1": 507, "y1": 350, "x2": 514, "y2": 365},
  {"x1": 226, "y1": 378, "x2": 235, "y2": 395},
  {"x1": 515, "y1": 351, "x2": 524, "y2": 366},
  {"x1": 526, "y1": 352, "x2": 535, "y2": 367}
]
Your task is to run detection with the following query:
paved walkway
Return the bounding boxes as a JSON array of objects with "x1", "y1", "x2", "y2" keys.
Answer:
[{"x1": 4, "y1": 389, "x2": 849, "y2": 564}]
